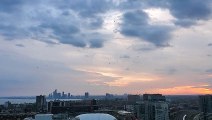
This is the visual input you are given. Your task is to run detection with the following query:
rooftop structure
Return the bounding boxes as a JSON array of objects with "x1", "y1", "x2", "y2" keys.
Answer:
[
  {"x1": 75, "y1": 113, "x2": 117, "y2": 120},
  {"x1": 143, "y1": 94, "x2": 166, "y2": 102},
  {"x1": 24, "y1": 114, "x2": 53, "y2": 120},
  {"x1": 127, "y1": 94, "x2": 140, "y2": 103}
]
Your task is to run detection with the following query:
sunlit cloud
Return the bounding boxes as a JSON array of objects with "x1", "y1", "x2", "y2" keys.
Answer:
[
  {"x1": 144, "y1": 8, "x2": 176, "y2": 26},
  {"x1": 147, "y1": 85, "x2": 212, "y2": 95},
  {"x1": 104, "y1": 76, "x2": 160, "y2": 87},
  {"x1": 76, "y1": 67, "x2": 162, "y2": 87}
]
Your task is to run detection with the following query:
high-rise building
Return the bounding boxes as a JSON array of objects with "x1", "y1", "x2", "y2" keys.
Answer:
[
  {"x1": 127, "y1": 94, "x2": 140, "y2": 103},
  {"x1": 47, "y1": 100, "x2": 98, "y2": 114},
  {"x1": 135, "y1": 94, "x2": 169, "y2": 120},
  {"x1": 85, "y1": 92, "x2": 89, "y2": 99},
  {"x1": 68, "y1": 93, "x2": 71, "y2": 98},
  {"x1": 143, "y1": 94, "x2": 166, "y2": 101},
  {"x1": 62, "y1": 91, "x2": 65, "y2": 98},
  {"x1": 53, "y1": 89, "x2": 57, "y2": 99},
  {"x1": 36, "y1": 95, "x2": 47, "y2": 113},
  {"x1": 199, "y1": 95, "x2": 212, "y2": 120},
  {"x1": 105, "y1": 93, "x2": 114, "y2": 100},
  {"x1": 4, "y1": 101, "x2": 11, "y2": 108},
  {"x1": 58, "y1": 93, "x2": 61, "y2": 98}
]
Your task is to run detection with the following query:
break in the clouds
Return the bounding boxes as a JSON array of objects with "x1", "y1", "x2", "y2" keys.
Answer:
[{"x1": 0, "y1": 0, "x2": 212, "y2": 96}]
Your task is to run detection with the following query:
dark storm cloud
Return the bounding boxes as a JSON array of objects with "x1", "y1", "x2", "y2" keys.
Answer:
[
  {"x1": 60, "y1": 0, "x2": 212, "y2": 29},
  {"x1": 52, "y1": 0, "x2": 109, "y2": 30},
  {"x1": 0, "y1": 0, "x2": 211, "y2": 49},
  {"x1": 120, "y1": 10, "x2": 172, "y2": 47},
  {"x1": 169, "y1": 0, "x2": 211, "y2": 19},
  {"x1": 123, "y1": 10, "x2": 149, "y2": 25},
  {"x1": 119, "y1": 0, "x2": 212, "y2": 27},
  {"x1": 119, "y1": 0, "x2": 212, "y2": 47},
  {"x1": 59, "y1": 37, "x2": 87, "y2": 48},
  {"x1": 0, "y1": 0, "x2": 110, "y2": 48},
  {"x1": 89, "y1": 39, "x2": 104, "y2": 48},
  {"x1": 174, "y1": 19, "x2": 196, "y2": 27},
  {"x1": 54, "y1": 0, "x2": 112, "y2": 17},
  {"x1": 38, "y1": 23, "x2": 88, "y2": 47},
  {"x1": 168, "y1": 0, "x2": 212, "y2": 27},
  {"x1": 52, "y1": 0, "x2": 110, "y2": 29},
  {"x1": 40, "y1": 24, "x2": 80, "y2": 36}
]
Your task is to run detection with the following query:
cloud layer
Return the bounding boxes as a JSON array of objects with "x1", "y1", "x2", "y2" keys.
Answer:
[
  {"x1": 0, "y1": 0, "x2": 212, "y2": 95},
  {"x1": 0, "y1": 0, "x2": 211, "y2": 48}
]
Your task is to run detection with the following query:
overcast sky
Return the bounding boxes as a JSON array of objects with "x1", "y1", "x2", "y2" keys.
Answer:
[{"x1": 0, "y1": 0, "x2": 212, "y2": 96}]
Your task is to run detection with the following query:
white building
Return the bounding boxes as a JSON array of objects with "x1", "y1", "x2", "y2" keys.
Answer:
[
  {"x1": 25, "y1": 113, "x2": 117, "y2": 120},
  {"x1": 24, "y1": 114, "x2": 53, "y2": 120},
  {"x1": 75, "y1": 113, "x2": 117, "y2": 120}
]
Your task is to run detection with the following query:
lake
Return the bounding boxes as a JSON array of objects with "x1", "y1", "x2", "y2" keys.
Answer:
[{"x1": 0, "y1": 98, "x2": 82, "y2": 105}]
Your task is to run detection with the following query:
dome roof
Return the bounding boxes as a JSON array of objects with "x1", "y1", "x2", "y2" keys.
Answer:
[{"x1": 75, "y1": 113, "x2": 117, "y2": 120}]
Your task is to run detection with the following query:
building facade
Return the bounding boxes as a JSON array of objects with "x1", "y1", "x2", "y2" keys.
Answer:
[
  {"x1": 127, "y1": 95, "x2": 141, "y2": 103},
  {"x1": 135, "y1": 94, "x2": 169, "y2": 120},
  {"x1": 199, "y1": 95, "x2": 212, "y2": 120},
  {"x1": 36, "y1": 95, "x2": 47, "y2": 113}
]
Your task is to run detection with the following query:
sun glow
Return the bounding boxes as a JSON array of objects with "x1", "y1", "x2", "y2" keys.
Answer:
[
  {"x1": 77, "y1": 67, "x2": 161, "y2": 87},
  {"x1": 149, "y1": 86, "x2": 212, "y2": 95},
  {"x1": 144, "y1": 8, "x2": 175, "y2": 25}
]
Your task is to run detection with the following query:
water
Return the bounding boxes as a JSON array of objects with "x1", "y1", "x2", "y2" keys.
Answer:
[
  {"x1": 0, "y1": 98, "x2": 35, "y2": 104},
  {"x1": 0, "y1": 98, "x2": 82, "y2": 105}
]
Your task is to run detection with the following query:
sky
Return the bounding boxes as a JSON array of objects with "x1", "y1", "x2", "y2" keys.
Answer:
[{"x1": 0, "y1": 0, "x2": 212, "y2": 96}]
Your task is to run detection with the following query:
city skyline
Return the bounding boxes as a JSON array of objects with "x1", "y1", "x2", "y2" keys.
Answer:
[{"x1": 0, "y1": 0, "x2": 212, "y2": 96}]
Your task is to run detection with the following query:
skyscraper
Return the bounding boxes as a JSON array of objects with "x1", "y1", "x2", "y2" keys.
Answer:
[
  {"x1": 53, "y1": 89, "x2": 57, "y2": 99},
  {"x1": 135, "y1": 94, "x2": 169, "y2": 120},
  {"x1": 68, "y1": 93, "x2": 71, "y2": 98},
  {"x1": 143, "y1": 94, "x2": 166, "y2": 102},
  {"x1": 127, "y1": 94, "x2": 140, "y2": 103},
  {"x1": 36, "y1": 95, "x2": 47, "y2": 113},
  {"x1": 199, "y1": 95, "x2": 212, "y2": 120},
  {"x1": 85, "y1": 92, "x2": 89, "y2": 99}
]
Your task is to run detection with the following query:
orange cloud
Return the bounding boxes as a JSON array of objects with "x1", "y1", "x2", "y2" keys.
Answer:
[
  {"x1": 104, "y1": 75, "x2": 160, "y2": 87},
  {"x1": 147, "y1": 85, "x2": 212, "y2": 95},
  {"x1": 77, "y1": 67, "x2": 162, "y2": 87},
  {"x1": 208, "y1": 74, "x2": 212, "y2": 77}
]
